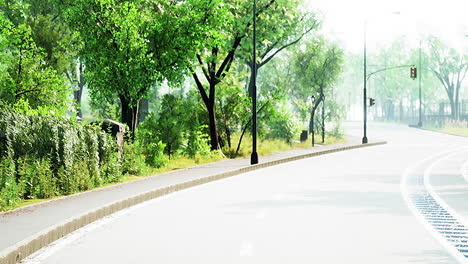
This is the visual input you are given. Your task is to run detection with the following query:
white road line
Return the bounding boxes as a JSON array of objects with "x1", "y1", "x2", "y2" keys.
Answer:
[
  {"x1": 401, "y1": 147, "x2": 468, "y2": 264},
  {"x1": 424, "y1": 150, "x2": 468, "y2": 264}
]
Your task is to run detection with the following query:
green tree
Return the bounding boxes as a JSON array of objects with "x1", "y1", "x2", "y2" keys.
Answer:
[
  {"x1": 427, "y1": 36, "x2": 468, "y2": 119},
  {"x1": 0, "y1": 22, "x2": 69, "y2": 114},
  {"x1": 191, "y1": 0, "x2": 316, "y2": 150},
  {"x1": 216, "y1": 71, "x2": 250, "y2": 149},
  {"x1": 291, "y1": 37, "x2": 343, "y2": 145},
  {"x1": 60, "y1": 0, "x2": 225, "y2": 136},
  {"x1": 242, "y1": 0, "x2": 319, "y2": 95}
]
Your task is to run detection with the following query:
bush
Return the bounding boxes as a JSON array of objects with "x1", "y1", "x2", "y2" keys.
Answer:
[
  {"x1": 0, "y1": 158, "x2": 22, "y2": 211},
  {"x1": 136, "y1": 115, "x2": 168, "y2": 168},
  {"x1": 183, "y1": 124, "x2": 211, "y2": 158},
  {"x1": 121, "y1": 142, "x2": 147, "y2": 175},
  {"x1": 0, "y1": 106, "x2": 124, "y2": 210},
  {"x1": 18, "y1": 156, "x2": 56, "y2": 199}
]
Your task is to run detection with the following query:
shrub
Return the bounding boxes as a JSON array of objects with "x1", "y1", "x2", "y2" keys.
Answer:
[
  {"x1": 183, "y1": 124, "x2": 211, "y2": 158},
  {"x1": 0, "y1": 157, "x2": 22, "y2": 210},
  {"x1": 0, "y1": 106, "x2": 125, "y2": 210},
  {"x1": 136, "y1": 115, "x2": 168, "y2": 168},
  {"x1": 121, "y1": 142, "x2": 147, "y2": 175},
  {"x1": 18, "y1": 156, "x2": 56, "y2": 199}
]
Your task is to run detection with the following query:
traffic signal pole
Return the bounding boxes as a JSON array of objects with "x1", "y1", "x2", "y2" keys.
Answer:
[
  {"x1": 362, "y1": 21, "x2": 368, "y2": 144},
  {"x1": 418, "y1": 40, "x2": 422, "y2": 127}
]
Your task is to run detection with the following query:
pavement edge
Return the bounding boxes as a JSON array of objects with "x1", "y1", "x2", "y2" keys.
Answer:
[{"x1": 0, "y1": 141, "x2": 386, "y2": 264}]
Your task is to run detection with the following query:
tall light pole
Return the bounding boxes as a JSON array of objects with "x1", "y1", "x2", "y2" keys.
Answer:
[
  {"x1": 250, "y1": 0, "x2": 258, "y2": 165},
  {"x1": 362, "y1": 12, "x2": 399, "y2": 144},
  {"x1": 418, "y1": 40, "x2": 422, "y2": 127},
  {"x1": 362, "y1": 21, "x2": 368, "y2": 144}
]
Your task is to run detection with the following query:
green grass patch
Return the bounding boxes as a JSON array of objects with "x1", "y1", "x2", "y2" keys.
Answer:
[
  {"x1": 223, "y1": 132, "x2": 345, "y2": 158},
  {"x1": 424, "y1": 126, "x2": 468, "y2": 137}
]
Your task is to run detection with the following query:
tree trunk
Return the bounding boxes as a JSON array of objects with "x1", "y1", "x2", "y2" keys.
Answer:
[
  {"x1": 225, "y1": 127, "x2": 231, "y2": 149},
  {"x1": 73, "y1": 62, "x2": 84, "y2": 118},
  {"x1": 207, "y1": 101, "x2": 219, "y2": 150},
  {"x1": 449, "y1": 98, "x2": 457, "y2": 120},
  {"x1": 322, "y1": 99, "x2": 325, "y2": 144},
  {"x1": 119, "y1": 95, "x2": 139, "y2": 138}
]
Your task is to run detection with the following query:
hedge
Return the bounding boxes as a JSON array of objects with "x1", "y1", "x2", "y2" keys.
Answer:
[{"x1": 0, "y1": 107, "x2": 121, "y2": 211}]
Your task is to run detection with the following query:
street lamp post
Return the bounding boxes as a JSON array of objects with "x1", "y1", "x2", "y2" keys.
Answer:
[
  {"x1": 250, "y1": 0, "x2": 258, "y2": 165},
  {"x1": 362, "y1": 12, "x2": 400, "y2": 143},
  {"x1": 362, "y1": 21, "x2": 368, "y2": 144},
  {"x1": 322, "y1": 94, "x2": 325, "y2": 144},
  {"x1": 418, "y1": 40, "x2": 422, "y2": 127}
]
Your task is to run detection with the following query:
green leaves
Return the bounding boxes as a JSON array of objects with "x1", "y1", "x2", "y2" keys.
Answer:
[
  {"x1": 0, "y1": 107, "x2": 121, "y2": 210},
  {"x1": 0, "y1": 21, "x2": 70, "y2": 115}
]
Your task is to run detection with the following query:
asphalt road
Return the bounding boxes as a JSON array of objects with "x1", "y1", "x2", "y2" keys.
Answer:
[{"x1": 21, "y1": 122, "x2": 468, "y2": 264}]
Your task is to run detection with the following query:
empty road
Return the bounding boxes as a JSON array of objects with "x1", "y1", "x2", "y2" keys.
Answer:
[{"x1": 21, "y1": 122, "x2": 468, "y2": 264}]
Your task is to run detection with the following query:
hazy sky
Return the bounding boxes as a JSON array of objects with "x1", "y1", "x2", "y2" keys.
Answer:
[{"x1": 305, "y1": 0, "x2": 468, "y2": 52}]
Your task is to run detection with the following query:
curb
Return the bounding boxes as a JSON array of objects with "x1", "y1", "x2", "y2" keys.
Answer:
[{"x1": 0, "y1": 141, "x2": 386, "y2": 264}]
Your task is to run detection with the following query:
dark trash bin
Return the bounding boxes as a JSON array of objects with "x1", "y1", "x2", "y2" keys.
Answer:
[{"x1": 300, "y1": 130, "x2": 308, "y2": 142}]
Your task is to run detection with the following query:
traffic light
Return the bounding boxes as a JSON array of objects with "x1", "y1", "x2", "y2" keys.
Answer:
[
  {"x1": 410, "y1": 67, "x2": 417, "y2": 80},
  {"x1": 369, "y1": 97, "x2": 375, "y2": 107}
]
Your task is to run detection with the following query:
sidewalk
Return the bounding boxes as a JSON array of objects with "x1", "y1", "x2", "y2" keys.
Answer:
[{"x1": 0, "y1": 137, "x2": 385, "y2": 264}]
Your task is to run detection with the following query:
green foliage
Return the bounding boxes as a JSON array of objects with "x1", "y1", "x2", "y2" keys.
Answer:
[
  {"x1": 184, "y1": 123, "x2": 211, "y2": 158},
  {"x1": 264, "y1": 105, "x2": 299, "y2": 143},
  {"x1": 191, "y1": 0, "x2": 318, "y2": 150},
  {"x1": 0, "y1": 107, "x2": 122, "y2": 209},
  {"x1": 121, "y1": 142, "x2": 147, "y2": 176},
  {"x1": 291, "y1": 37, "x2": 344, "y2": 132},
  {"x1": 136, "y1": 91, "x2": 210, "y2": 160},
  {"x1": 216, "y1": 72, "x2": 250, "y2": 148},
  {"x1": 156, "y1": 94, "x2": 188, "y2": 157},
  {"x1": 17, "y1": 157, "x2": 55, "y2": 199},
  {"x1": 0, "y1": 157, "x2": 22, "y2": 211},
  {"x1": 426, "y1": 35, "x2": 468, "y2": 119},
  {"x1": 59, "y1": 0, "x2": 226, "y2": 135},
  {"x1": 0, "y1": 22, "x2": 69, "y2": 115},
  {"x1": 136, "y1": 115, "x2": 168, "y2": 168}
]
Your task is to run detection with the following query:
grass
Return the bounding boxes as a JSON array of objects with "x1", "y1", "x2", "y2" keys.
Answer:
[
  {"x1": 423, "y1": 120, "x2": 468, "y2": 137},
  {"x1": 429, "y1": 127, "x2": 468, "y2": 137},
  {"x1": 13, "y1": 132, "x2": 344, "y2": 210},
  {"x1": 223, "y1": 132, "x2": 345, "y2": 158}
]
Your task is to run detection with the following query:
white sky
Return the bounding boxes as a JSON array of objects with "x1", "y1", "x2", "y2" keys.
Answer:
[{"x1": 305, "y1": 0, "x2": 468, "y2": 53}]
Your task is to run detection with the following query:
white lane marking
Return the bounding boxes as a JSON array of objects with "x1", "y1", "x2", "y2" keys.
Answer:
[
  {"x1": 401, "y1": 147, "x2": 468, "y2": 264},
  {"x1": 239, "y1": 240, "x2": 254, "y2": 256},
  {"x1": 425, "y1": 151, "x2": 468, "y2": 264}
]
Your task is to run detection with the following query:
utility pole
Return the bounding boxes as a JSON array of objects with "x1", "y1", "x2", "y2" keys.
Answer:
[
  {"x1": 250, "y1": 0, "x2": 258, "y2": 165},
  {"x1": 418, "y1": 40, "x2": 422, "y2": 127},
  {"x1": 362, "y1": 21, "x2": 368, "y2": 144},
  {"x1": 322, "y1": 95, "x2": 325, "y2": 144}
]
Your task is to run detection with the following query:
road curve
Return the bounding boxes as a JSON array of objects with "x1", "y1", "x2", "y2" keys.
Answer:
[{"x1": 21, "y1": 123, "x2": 468, "y2": 264}]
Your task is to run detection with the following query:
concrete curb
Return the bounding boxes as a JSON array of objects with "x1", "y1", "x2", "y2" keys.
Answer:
[{"x1": 0, "y1": 141, "x2": 386, "y2": 264}]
